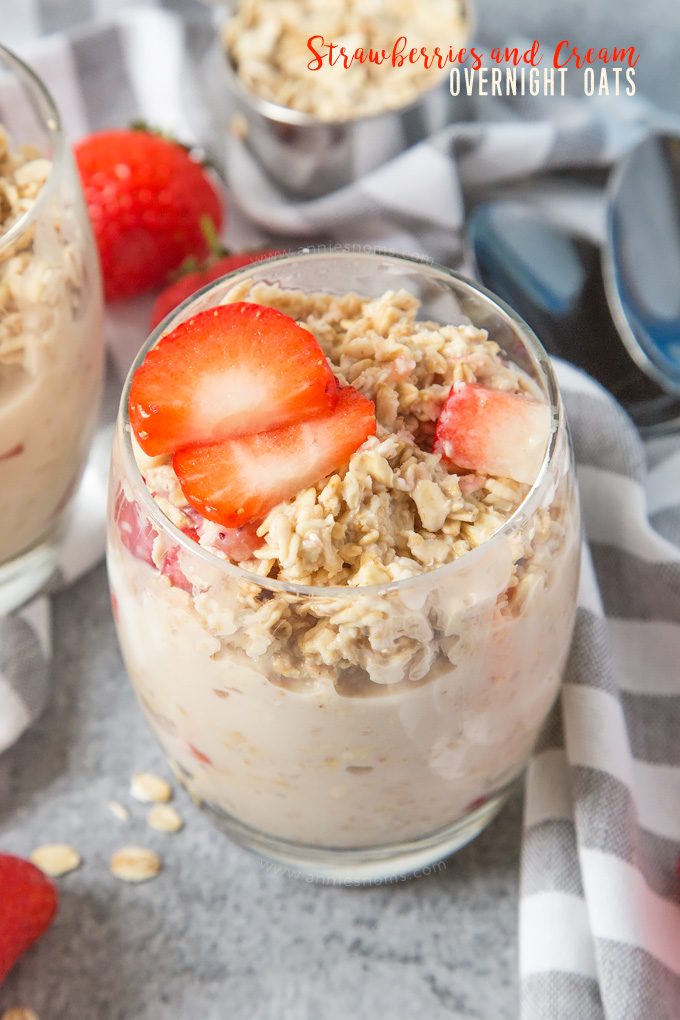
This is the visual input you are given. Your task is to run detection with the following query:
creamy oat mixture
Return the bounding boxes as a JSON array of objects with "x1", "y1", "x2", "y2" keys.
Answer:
[
  {"x1": 128, "y1": 282, "x2": 561, "y2": 692},
  {"x1": 109, "y1": 281, "x2": 579, "y2": 849},
  {"x1": 223, "y1": 0, "x2": 468, "y2": 120},
  {"x1": 0, "y1": 125, "x2": 103, "y2": 565}
]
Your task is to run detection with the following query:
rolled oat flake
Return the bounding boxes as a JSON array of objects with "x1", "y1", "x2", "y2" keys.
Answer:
[
  {"x1": 130, "y1": 772, "x2": 173, "y2": 804},
  {"x1": 30, "y1": 844, "x2": 81, "y2": 877},
  {"x1": 110, "y1": 846, "x2": 162, "y2": 883}
]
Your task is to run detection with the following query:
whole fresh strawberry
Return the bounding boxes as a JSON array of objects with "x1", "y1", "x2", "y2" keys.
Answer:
[
  {"x1": 75, "y1": 128, "x2": 223, "y2": 301},
  {"x1": 0, "y1": 854, "x2": 58, "y2": 983},
  {"x1": 149, "y1": 247, "x2": 286, "y2": 329}
]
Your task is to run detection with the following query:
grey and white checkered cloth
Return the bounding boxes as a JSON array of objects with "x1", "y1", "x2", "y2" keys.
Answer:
[{"x1": 2, "y1": 6, "x2": 680, "y2": 1018}]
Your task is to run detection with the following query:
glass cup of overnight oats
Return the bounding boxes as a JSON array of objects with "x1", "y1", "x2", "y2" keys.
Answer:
[
  {"x1": 107, "y1": 250, "x2": 580, "y2": 882},
  {"x1": 0, "y1": 45, "x2": 104, "y2": 613}
]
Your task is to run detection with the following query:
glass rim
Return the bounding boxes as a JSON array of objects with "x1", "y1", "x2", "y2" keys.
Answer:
[
  {"x1": 0, "y1": 42, "x2": 65, "y2": 255},
  {"x1": 117, "y1": 248, "x2": 565, "y2": 598}
]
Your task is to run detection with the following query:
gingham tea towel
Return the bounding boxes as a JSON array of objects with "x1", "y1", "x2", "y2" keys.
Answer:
[
  {"x1": 1, "y1": 8, "x2": 680, "y2": 1019},
  {"x1": 521, "y1": 361, "x2": 680, "y2": 1020}
]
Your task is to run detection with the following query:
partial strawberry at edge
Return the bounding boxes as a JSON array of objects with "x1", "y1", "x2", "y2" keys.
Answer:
[
  {"x1": 433, "y1": 383, "x2": 551, "y2": 485},
  {"x1": 149, "y1": 249, "x2": 287, "y2": 330},
  {"x1": 173, "y1": 385, "x2": 376, "y2": 528},
  {"x1": 0, "y1": 854, "x2": 58, "y2": 983},
  {"x1": 74, "y1": 128, "x2": 223, "y2": 302},
  {"x1": 129, "y1": 302, "x2": 339, "y2": 457}
]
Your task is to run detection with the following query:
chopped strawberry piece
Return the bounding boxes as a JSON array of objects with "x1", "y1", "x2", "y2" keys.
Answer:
[
  {"x1": 115, "y1": 492, "x2": 156, "y2": 566},
  {"x1": 0, "y1": 443, "x2": 23, "y2": 462},
  {"x1": 0, "y1": 854, "x2": 58, "y2": 983},
  {"x1": 129, "y1": 302, "x2": 339, "y2": 456},
  {"x1": 160, "y1": 547, "x2": 193, "y2": 593},
  {"x1": 433, "y1": 383, "x2": 551, "y2": 485},
  {"x1": 465, "y1": 794, "x2": 489, "y2": 813},
  {"x1": 209, "y1": 521, "x2": 263, "y2": 561},
  {"x1": 116, "y1": 493, "x2": 199, "y2": 592},
  {"x1": 179, "y1": 525, "x2": 200, "y2": 543},
  {"x1": 188, "y1": 743, "x2": 213, "y2": 766},
  {"x1": 173, "y1": 386, "x2": 376, "y2": 527}
]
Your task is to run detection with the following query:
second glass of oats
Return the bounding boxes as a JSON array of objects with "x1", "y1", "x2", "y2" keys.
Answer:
[
  {"x1": 108, "y1": 251, "x2": 580, "y2": 881},
  {"x1": 0, "y1": 45, "x2": 104, "y2": 613}
]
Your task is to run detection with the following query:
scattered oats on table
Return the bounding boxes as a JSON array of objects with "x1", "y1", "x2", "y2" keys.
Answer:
[
  {"x1": 147, "y1": 804, "x2": 184, "y2": 833},
  {"x1": 108, "y1": 799, "x2": 131, "y2": 822},
  {"x1": 29, "y1": 844, "x2": 81, "y2": 877},
  {"x1": 130, "y1": 772, "x2": 173, "y2": 804},
  {"x1": 110, "y1": 846, "x2": 162, "y2": 883}
]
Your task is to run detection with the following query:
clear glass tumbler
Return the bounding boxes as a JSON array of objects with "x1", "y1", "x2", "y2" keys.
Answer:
[
  {"x1": 107, "y1": 250, "x2": 580, "y2": 881},
  {"x1": 0, "y1": 45, "x2": 104, "y2": 613}
]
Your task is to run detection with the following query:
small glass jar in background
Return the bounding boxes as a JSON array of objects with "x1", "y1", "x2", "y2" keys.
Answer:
[
  {"x1": 107, "y1": 251, "x2": 581, "y2": 882},
  {"x1": 201, "y1": 0, "x2": 474, "y2": 198},
  {"x1": 0, "y1": 44, "x2": 104, "y2": 614}
]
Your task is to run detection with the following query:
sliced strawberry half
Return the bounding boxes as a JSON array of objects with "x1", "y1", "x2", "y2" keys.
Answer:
[
  {"x1": 173, "y1": 386, "x2": 376, "y2": 527},
  {"x1": 129, "y1": 302, "x2": 338, "y2": 457},
  {"x1": 433, "y1": 383, "x2": 551, "y2": 485}
]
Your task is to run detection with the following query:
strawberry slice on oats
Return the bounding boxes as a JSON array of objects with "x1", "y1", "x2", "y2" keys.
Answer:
[
  {"x1": 129, "y1": 302, "x2": 339, "y2": 456},
  {"x1": 173, "y1": 386, "x2": 376, "y2": 527},
  {"x1": 434, "y1": 383, "x2": 551, "y2": 485}
]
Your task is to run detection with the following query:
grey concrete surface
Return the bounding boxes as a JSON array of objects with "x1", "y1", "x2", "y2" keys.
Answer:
[{"x1": 0, "y1": 565, "x2": 523, "y2": 1020}]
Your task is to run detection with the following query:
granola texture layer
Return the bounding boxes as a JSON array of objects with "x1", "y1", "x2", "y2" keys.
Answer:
[{"x1": 0, "y1": 126, "x2": 83, "y2": 372}]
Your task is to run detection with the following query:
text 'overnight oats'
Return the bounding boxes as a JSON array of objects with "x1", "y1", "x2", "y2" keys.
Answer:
[
  {"x1": 108, "y1": 270, "x2": 580, "y2": 857},
  {"x1": 0, "y1": 124, "x2": 103, "y2": 566}
]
